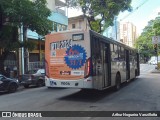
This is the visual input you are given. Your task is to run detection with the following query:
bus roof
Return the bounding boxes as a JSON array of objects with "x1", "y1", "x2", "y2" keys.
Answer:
[{"x1": 90, "y1": 30, "x2": 137, "y2": 52}]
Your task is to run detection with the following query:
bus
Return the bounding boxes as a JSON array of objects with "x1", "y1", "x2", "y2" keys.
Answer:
[{"x1": 45, "y1": 29, "x2": 140, "y2": 90}]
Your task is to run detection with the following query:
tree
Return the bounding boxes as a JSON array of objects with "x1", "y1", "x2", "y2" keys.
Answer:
[
  {"x1": 66, "y1": 0, "x2": 132, "y2": 33},
  {"x1": 153, "y1": 16, "x2": 160, "y2": 36},
  {"x1": 0, "y1": 0, "x2": 53, "y2": 74},
  {"x1": 135, "y1": 17, "x2": 160, "y2": 61}
]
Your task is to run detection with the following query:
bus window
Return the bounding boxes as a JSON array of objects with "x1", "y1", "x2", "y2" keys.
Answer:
[
  {"x1": 110, "y1": 44, "x2": 114, "y2": 52},
  {"x1": 111, "y1": 44, "x2": 118, "y2": 61},
  {"x1": 119, "y1": 47, "x2": 125, "y2": 61}
]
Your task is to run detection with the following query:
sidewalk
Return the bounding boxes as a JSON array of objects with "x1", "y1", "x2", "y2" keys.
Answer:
[{"x1": 151, "y1": 69, "x2": 160, "y2": 73}]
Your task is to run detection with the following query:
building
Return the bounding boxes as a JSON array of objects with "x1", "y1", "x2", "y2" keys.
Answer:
[
  {"x1": 120, "y1": 22, "x2": 137, "y2": 48},
  {"x1": 103, "y1": 17, "x2": 120, "y2": 41},
  {"x1": 19, "y1": 0, "x2": 68, "y2": 74},
  {"x1": 68, "y1": 15, "x2": 90, "y2": 30}
]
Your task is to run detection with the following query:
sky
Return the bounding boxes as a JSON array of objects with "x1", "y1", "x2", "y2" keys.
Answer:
[{"x1": 66, "y1": 0, "x2": 160, "y2": 34}]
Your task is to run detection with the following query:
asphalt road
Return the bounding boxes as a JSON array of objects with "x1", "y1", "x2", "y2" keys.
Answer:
[{"x1": 0, "y1": 64, "x2": 160, "y2": 120}]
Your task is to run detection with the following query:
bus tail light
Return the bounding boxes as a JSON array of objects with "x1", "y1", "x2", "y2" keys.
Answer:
[
  {"x1": 45, "y1": 59, "x2": 49, "y2": 78},
  {"x1": 84, "y1": 58, "x2": 92, "y2": 78}
]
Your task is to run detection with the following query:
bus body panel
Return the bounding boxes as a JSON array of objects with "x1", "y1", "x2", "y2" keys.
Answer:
[
  {"x1": 45, "y1": 29, "x2": 92, "y2": 88},
  {"x1": 45, "y1": 77, "x2": 93, "y2": 88},
  {"x1": 45, "y1": 30, "x2": 140, "y2": 90},
  {"x1": 89, "y1": 30, "x2": 139, "y2": 90}
]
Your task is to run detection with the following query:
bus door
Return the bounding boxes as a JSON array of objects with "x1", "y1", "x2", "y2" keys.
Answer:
[
  {"x1": 100, "y1": 42, "x2": 111, "y2": 88},
  {"x1": 136, "y1": 53, "x2": 140, "y2": 76},
  {"x1": 126, "y1": 50, "x2": 130, "y2": 80}
]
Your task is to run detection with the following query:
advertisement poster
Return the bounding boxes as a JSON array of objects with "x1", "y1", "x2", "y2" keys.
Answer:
[{"x1": 45, "y1": 31, "x2": 89, "y2": 80}]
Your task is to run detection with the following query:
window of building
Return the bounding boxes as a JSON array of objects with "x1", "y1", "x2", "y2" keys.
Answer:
[
  {"x1": 61, "y1": 25, "x2": 66, "y2": 31},
  {"x1": 53, "y1": 22, "x2": 57, "y2": 32},
  {"x1": 79, "y1": 20, "x2": 82, "y2": 29},
  {"x1": 72, "y1": 24, "x2": 76, "y2": 29},
  {"x1": 123, "y1": 24, "x2": 127, "y2": 31},
  {"x1": 57, "y1": 24, "x2": 62, "y2": 31},
  {"x1": 53, "y1": 22, "x2": 67, "y2": 32}
]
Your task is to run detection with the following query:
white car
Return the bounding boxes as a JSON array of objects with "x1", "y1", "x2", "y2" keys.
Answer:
[
  {"x1": 149, "y1": 60, "x2": 157, "y2": 65},
  {"x1": 148, "y1": 56, "x2": 160, "y2": 65}
]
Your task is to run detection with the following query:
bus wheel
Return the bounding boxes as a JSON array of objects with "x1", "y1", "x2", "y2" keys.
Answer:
[
  {"x1": 115, "y1": 73, "x2": 121, "y2": 91},
  {"x1": 135, "y1": 69, "x2": 137, "y2": 77}
]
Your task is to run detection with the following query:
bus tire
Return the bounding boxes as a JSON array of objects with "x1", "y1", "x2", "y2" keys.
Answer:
[
  {"x1": 135, "y1": 69, "x2": 137, "y2": 77},
  {"x1": 114, "y1": 73, "x2": 121, "y2": 91}
]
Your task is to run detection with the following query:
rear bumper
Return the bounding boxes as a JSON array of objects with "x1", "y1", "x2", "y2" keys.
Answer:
[{"x1": 45, "y1": 76, "x2": 93, "y2": 89}]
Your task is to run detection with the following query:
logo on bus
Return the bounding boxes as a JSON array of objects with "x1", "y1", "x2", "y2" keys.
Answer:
[{"x1": 64, "y1": 45, "x2": 87, "y2": 69}]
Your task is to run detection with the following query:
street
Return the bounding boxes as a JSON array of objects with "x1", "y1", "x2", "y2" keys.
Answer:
[{"x1": 0, "y1": 64, "x2": 160, "y2": 120}]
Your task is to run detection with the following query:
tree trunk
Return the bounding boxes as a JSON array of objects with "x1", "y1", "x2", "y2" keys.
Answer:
[{"x1": 0, "y1": 51, "x2": 9, "y2": 76}]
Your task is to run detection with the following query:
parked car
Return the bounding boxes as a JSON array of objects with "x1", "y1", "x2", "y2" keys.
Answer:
[
  {"x1": 148, "y1": 60, "x2": 157, "y2": 65},
  {"x1": 0, "y1": 74, "x2": 19, "y2": 93},
  {"x1": 20, "y1": 69, "x2": 45, "y2": 88}
]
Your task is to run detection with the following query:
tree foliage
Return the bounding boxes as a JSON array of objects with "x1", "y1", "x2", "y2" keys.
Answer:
[
  {"x1": 0, "y1": 0, "x2": 52, "y2": 35},
  {"x1": 135, "y1": 16, "x2": 160, "y2": 59},
  {"x1": 153, "y1": 17, "x2": 160, "y2": 35},
  {"x1": 66, "y1": 0, "x2": 132, "y2": 33},
  {"x1": 0, "y1": 0, "x2": 52, "y2": 51}
]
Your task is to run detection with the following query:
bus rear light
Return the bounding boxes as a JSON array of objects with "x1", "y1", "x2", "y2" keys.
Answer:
[
  {"x1": 84, "y1": 58, "x2": 92, "y2": 78},
  {"x1": 45, "y1": 59, "x2": 49, "y2": 78}
]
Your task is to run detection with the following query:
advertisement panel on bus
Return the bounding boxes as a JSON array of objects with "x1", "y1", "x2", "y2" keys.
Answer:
[{"x1": 45, "y1": 30, "x2": 92, "y2": 88}]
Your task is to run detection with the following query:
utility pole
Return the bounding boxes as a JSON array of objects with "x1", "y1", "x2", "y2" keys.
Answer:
[
  {"x1": 152, "y1": 36, "x2": 160, "y2": 68},
  {"x1": 20, "y1": 23, "x2": 24, "y2": 74}
]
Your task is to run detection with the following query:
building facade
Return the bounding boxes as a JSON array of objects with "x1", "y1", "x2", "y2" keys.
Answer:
[
  {"x1": 103, "y1": 17, "x2": 120, "y2": 41},
  {"x1": 68, "y1": 15, "x2": 90, "y2": 30}
]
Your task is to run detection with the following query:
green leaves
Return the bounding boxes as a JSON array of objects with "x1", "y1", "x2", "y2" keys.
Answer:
[
  {"x1": 135, "y1": 17, "x2": 160, "y2": 57},
  {"x1": 153, "y1": 17, "x2": 160, "y2": 35},
  {"x1": 0, "y1": 0, "x2": 52, "y2": 51},
  {"x1": 0, "y1": 0, "x2": 52, "y2": 34}
]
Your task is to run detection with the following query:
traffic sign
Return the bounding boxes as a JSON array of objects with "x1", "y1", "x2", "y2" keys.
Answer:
[
  {"x1": 153, "y1": 44, "x2": 158, "y2": 53},
  {"x1": 152, "y1": 36, "x2": 160, "y2": 44}
]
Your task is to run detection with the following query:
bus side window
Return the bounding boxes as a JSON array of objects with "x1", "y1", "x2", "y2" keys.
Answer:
[
  {"x1": 113, "y1": 44, "x2": 118, "y2": 61},
  {"x1": 130, "y1": 51, "x2": 133, "y2": 63},
  {"x1": 110, "y1": 44, "x2": 114, "y2": 52},
  {"x1": 110, "y1": 44, "x2": 114, "y2": 61},
  {"x1": 119, "y1": 47, "x2": 125, "y2": 61}
]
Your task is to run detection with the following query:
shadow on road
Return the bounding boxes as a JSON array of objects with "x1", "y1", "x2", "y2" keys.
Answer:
[
  {"x1": 59, "y1": 78, "x2": 139, "y2": 102},
  {"x1": 59, "y1": 87, "x2": 118, "y2": 102}
]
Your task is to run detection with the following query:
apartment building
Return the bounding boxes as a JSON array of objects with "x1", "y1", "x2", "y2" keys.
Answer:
[
  {"x1": 68, "y1": 15, "x2": 90, "y2": 30},
  {"x1": 120, "y1": 22, "x2": 137, "y2": 48},
  {"x1": 68, "y1": 15, "x2": 137, "y2": 49}
]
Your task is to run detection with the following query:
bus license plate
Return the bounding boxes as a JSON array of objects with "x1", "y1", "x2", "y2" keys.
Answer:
[{"x1": 61, "y1": 82, "x2": 70, "y2": 86}]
